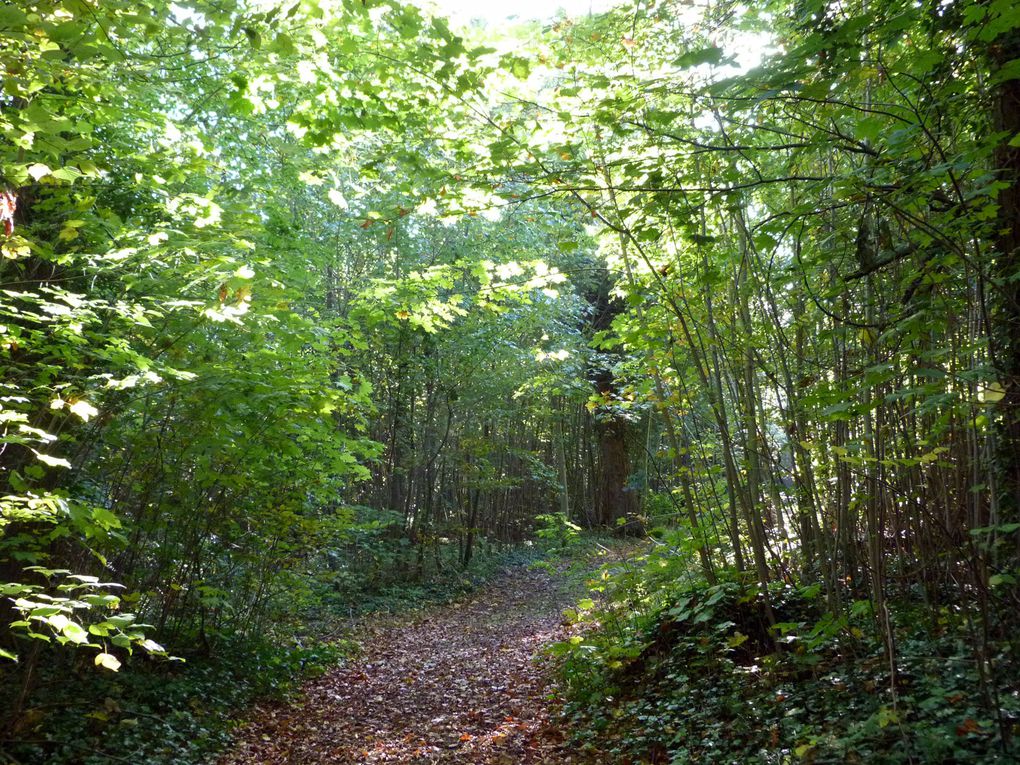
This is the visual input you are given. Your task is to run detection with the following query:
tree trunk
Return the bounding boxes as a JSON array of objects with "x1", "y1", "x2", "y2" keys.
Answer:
[{"x1": 990, "y1": 27, "x2": 1020, "y2": 552}]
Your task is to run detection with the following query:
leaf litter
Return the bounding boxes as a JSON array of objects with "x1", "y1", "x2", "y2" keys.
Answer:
[{"x1": 221, "y1": 566, "x2": 607, "y2": 764}]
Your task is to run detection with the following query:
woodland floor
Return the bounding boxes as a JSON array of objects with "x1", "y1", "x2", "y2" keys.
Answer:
[{"x1": 221, "y1": 565, "x2": 605, "y2": 764}]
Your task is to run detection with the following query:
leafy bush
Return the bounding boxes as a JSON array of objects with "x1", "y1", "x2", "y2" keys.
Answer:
[{"x1": 535, "y1": 512, "x2": 584, "y2": 552}]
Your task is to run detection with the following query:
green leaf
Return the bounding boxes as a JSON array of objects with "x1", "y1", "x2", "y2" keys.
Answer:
[
  {"x1": 62, "y1": 621, "x2": 90, "y2": 644},
  {"x1": 50, "y1": 166, "x2": 83, "y2": 182},
  {"x1": 104, "y1": 614, "x2": 137, "y2": 628},
  {"x1": 992, "y1": 58, "x2": 1020, "y2": 83},
  {"x1": 0, "y1": 6, "x2": 28, "y2": 28},
  {"x1": 970, "y1": 522, "x2": 1020, "y2": 535},
  {"x1": 673, "y1": 46, "x2": 724, "y2": 68},
  {"x1": 90, "y1": 507, "x2": 122, "y2": 530},
  {"x1": 9, "y1": 470, "x2": 28, "y2": 492},
  {"x1": 855, "y1": 117, "x2": 885, "y2": 142},
  {"x1": 271, "y1": 33, "x2": 296, "y2": 55},
  {"x1": 726, "y1": 631, "x2": 749, "y2": 648},
  {"x1": 243, "y1": 27, "x2": 262, "y2": 50}
]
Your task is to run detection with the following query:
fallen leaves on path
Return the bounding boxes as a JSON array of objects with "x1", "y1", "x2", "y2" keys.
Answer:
[{"x1": 222, "y1": 567, "x2": 606, "y2": 764}]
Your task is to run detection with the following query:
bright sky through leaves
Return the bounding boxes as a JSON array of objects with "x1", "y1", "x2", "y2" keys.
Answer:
[{"x1": 424, "y1": 0, "x2": 620, "y2": 24}]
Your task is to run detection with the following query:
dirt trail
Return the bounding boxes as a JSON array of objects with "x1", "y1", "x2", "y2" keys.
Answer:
[{"x1": 221, "y1": 566, "x2": 603, "y2": 764}]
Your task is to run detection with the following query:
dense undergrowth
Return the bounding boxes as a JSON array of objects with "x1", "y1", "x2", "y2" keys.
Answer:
[
  {"x1": 2, "y1": 635, "x2": 349, "y2": 765},
  {"x1": 556, "y1": 533, "x2": 1020, "y2": 765},
  {"x1": 0, "y1": 536, "x2": 548, "y2": 765}
]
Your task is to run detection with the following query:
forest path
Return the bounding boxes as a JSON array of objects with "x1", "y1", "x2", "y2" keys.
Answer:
[{"x1": 221, "y1": 564, "x2": 603, "y2": 764}]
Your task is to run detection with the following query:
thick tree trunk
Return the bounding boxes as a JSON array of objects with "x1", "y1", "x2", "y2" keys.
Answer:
[
  {"x1": 991, "y1": 30, "x2": 1020, "y2": 545},
  {"x1": 595, "y1": 414, "x2": 638, "y2": 529},
  {"x1": 585, "y1": 268, "x2": 640, "y2": 533}
]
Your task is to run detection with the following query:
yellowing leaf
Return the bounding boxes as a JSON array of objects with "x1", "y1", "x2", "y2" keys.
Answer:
[
  {"x1": 140, "y1": 638, "x2": 165, "y2": 654},
  {"x1": 95, "y1": 652, "x2": 121, "y2": 671},
  {"x1": 28, "y1": 163, "x2": 51, "y2": 181},
  {"x1": 979, "y1": 381, "x2": 1006, "y2": 403},
  {"x1": 69, "y1": 400, "x2": 99, "y2": 421},
  {"x1": 33, "y1": 450, "x2": 72, "y2": 468},
  {"x1": 328, "y1": 188, "x2": 349, "y2": 209}
]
